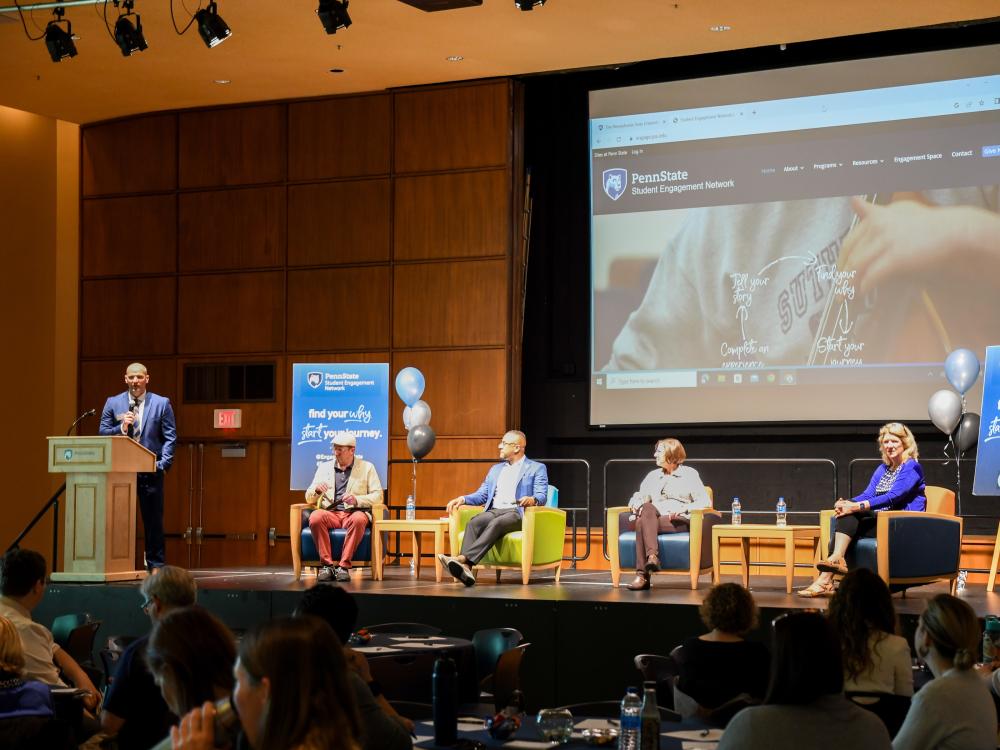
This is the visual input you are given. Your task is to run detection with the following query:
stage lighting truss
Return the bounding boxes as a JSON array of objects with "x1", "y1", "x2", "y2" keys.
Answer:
[
  {"x1": 44, "y1": 8, "x2": 77, "y2": 62},
  {"x1": 515, "y1": 0, "x2": 545, "y2": 9},
  {"x1": 194, "y1": 0, "x2": 231, "y2": 48},
  {"x1": 109, "y1": 0, "x2": 148, "y2": 57},
  {"x1": 317, "y1": 0, "x2": 351, "y2": 34}
]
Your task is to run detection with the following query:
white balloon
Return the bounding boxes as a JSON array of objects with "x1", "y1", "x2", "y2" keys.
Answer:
[
  {"x1": 409, "y1": 399, "x2": 432, "y2": 427},
  {"x1": 402, "y1": 406, "x2": 413, "y2": 431},
  {"x1": 927, "y1": 389, "x2": 962, "y2": 435}
]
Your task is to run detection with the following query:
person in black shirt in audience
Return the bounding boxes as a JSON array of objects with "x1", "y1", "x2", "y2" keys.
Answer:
[
  {"x1": 101, "y1": 565, "x2": 196, "y2": 750},
  {"x1": 675, "y1": 583, "x2": 770, "y2": 715},
  {"x1": 295, "y1": 583, "x2": 412, "y2": 750}
]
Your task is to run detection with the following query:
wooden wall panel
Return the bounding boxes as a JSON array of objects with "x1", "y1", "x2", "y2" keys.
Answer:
[
  {"x1": 283, "y1": 353, "x2": 389, "y2": 430},
  {"x1": 269, "y1": 441, "x2": 299, "y2": 534},
  {"x1": 81, "y1": 277, "x2": 176, "y2": 357},
  {"x1": 288, "y1": 95, "x2": 391, "y2": 180},
  {"x1": 390, "y1": 349, "x2": 506, "y2": 437},
  {"x1": 179, "y1": 187, "x2": 286, "y2": 271},
  {"x1": 393, "y1": 260, "x2": 506, "y2": 348},
  {"x1": 82, "y1": 114, "x2": 177, "y2": 196},
  {"x1": 78, "y1": 358, "x2": 179, "y2": 431},
  {"x1": 286, "y1": 267, "x2": 390, "y2": 351},
  {"x1": 288, "y1": 180, "x2": 390, "y2": 266},
  {"x1": 394, "y1": 170, "x2": 509, "y2": 260},
  {"x1": 174, "y1": 356, "x2": 285, "y2": 439},
  {"x1": 394, "y1": 82, "x2": 509, "y2": 173},
  {"x1": 177, "y1": 272, "x2": 284, "y2": 354},
  {"x1": 82, "y1": 195, "x2": 177, "y2": 277},
  {"x1": 178, "y1": 105, "x2": 286, "y2": 188},
  {"x1": 389, "y1": 437, "x2": 499, "y2": 508}
]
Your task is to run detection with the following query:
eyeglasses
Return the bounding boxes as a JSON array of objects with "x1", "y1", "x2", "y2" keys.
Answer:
[
  {"x1": 500, "y1": 441, "x2": 519, "y2": 447},
  {"x1": 140, "y1": 599, "x2": 153, "y2": 614}
]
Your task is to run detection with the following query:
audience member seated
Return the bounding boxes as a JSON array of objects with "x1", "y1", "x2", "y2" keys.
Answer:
[
  {"x1": 170, "y1": 616, "x2": 362, "y2": 750},
  {"x1": 674, "y1": 583, "x2": 769, "y2": 715},
  {"x1": 892, "y1": 594, "x2": 997, "y2": 750},
  {"x1": 295, "y1": 583, "x2": 412, "y2": 750},
  {"x1": 717, "y1": 611, "x2": 891, "y2": 750},
  {"x1": 0, "y1": 614, "x2": 73, "y2": 750},
  {"x1": 145, "y1": 606, "x2": 236, "y2": 730},
  {"x1": 828, "y1": 568, "x2": 913, "y2": 697},
  {"x1": 0, "y1": 549, "x2": 101, "y2": 733},
  {"x1": 100, "y1": 565, "x2": 196, "y2": 750}
]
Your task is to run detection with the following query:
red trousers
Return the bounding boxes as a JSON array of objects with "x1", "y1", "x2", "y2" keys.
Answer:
[{"x1": 308, "y1": 509, "x2": 369, "y2": 568}]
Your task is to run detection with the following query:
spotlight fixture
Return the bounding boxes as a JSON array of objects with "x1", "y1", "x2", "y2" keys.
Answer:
[
  {"x1": 44, "y1": 9, "x2": 77, "y2": 63},
  {"x1": 194, "y1": 1, "x2": 231, "y2": 48},
  {"x1": 514, "y1": 0, "x2": 545, "y2": 9},
  {"x1": 317, "y1": 0, "x2": 351, "y2": 35},
  {"x1": 114, "y1": 4, "x2": 148, "y2": 57}
]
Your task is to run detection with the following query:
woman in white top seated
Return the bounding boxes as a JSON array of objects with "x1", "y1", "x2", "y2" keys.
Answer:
[
  {"x1": 893, "y1": 595, "x2": 997, "y2": 750},
  {"x1": 827, "y1": 568, "x2": 913, "y2": 697},
  {"x1": 623, "y1": 438, "x2": 710, "y2": 591}
]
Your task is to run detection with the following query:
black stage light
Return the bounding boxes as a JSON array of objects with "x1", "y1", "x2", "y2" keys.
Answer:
[
  {"x1": 45, "y1": 19, "x2": 77, "y2": 62},
  {"x1": 514, "y1": 0, "x2": 545, "y2": 9},
  {"x1": 317, "y1": 0, "x2": 351, "y2": 34},
  {"x1": 195, "y1": 1, "x2": 231, "y2": 48},
  {"x1": 114, "y1": 13, "x2": 148, "y2": 56}
]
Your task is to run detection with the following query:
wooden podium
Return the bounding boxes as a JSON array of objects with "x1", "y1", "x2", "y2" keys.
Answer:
[{"x1": 47, "y1": 436, "x2": 155, "y2": 582}]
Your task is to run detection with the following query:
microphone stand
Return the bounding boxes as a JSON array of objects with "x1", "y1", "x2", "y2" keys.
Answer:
[{"x1": 66, "y1": 408, "x2": 96, "y2": 436}]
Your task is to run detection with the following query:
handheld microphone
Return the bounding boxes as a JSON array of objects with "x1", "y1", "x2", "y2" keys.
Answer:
[
  {"x1": 65, "y1": 408, "x2": 97, "y2": 436},
  {"x1": 127, "y1": 399, "x2": 138, "y2": 438}
]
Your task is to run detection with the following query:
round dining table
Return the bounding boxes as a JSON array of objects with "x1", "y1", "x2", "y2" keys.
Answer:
[{"x1": 357, "y1": 632, "x2": 479, "y2": 704}]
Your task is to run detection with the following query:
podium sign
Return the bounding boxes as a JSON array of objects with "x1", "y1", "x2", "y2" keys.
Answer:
[{"x1": 47, "y1": 436, "x2": 155, "y2": 582}]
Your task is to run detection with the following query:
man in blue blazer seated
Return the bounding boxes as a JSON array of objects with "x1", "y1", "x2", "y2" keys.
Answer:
[
  {"x1": 99, "y1": 362, "x2": 177, "y2": 572},
  {"x1": 438, "y1": 430, "x2": 548, "y2": 587}
]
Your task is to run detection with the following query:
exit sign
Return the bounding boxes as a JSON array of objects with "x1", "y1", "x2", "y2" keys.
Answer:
[{"x1": 213, "y1": 409, "x2": 242, "y2": 429}]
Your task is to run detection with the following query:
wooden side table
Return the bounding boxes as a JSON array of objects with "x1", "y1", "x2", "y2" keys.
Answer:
[
  {"x1": 372, "y1": 518, "x2": 449, "y2": 581},
  {"x1": 712, "y1": 523, "x2": 822, "y2": 593}
]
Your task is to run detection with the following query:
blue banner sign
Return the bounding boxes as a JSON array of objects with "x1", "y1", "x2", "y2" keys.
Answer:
[
  {"x1": 290, "y1": 363, "x2": 389, "y2": 490},
  {"x1": 974, "y1": 346, "x2": 1000, "y2": 496}
]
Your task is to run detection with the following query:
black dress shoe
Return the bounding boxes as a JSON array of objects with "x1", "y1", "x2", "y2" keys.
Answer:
[
  {"x1": 626, "y1": 574, "x2": 650, "y2": 591},
  {"x1": 644, "y1": 554, "x2": 661, "y2": 574}
]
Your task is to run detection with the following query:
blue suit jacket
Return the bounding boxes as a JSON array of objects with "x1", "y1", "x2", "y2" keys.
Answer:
[
  {"x1": 463, "y1": 457, "x2": 548, "y2": 518},
  {"x1": 99, "y1": 391, "x2": 177, "y2": 472}
]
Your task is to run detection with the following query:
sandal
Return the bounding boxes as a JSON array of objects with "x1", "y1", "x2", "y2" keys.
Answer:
[
  {"x1": 796, "y1": 580, "x2": 835, "y2": 598},
  {"x1": 816, "y1": 558, "x2": 848, "y2": 575}
]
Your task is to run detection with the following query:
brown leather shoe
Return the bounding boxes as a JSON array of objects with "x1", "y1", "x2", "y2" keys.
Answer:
[
  {"x1": 626, "y1": 574, "x2": 651, "y2": 591},
  {"x1": 644, "y1": 554, "x2": 661, "y2": 574}
]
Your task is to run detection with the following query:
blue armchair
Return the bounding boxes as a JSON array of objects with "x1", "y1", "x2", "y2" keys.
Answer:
[
  {"x1": 606, "y1": 488, "x2": 719, "y2": 590},
  {"x1": 819, "y1": 486, "x2": 962, "y2": 593},
  {"x1": 290, "y1": 502, "x2": 386, "y2": 580}
]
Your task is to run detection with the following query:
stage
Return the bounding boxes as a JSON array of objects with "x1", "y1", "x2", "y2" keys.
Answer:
[{"x1": 36, "y1": 565, "x2": 996, "y2": 709}]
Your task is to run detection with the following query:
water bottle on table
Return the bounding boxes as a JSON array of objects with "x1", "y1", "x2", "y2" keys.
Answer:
[
  {"x1": 619, "y1": 686, "x2": 641, "y2": 750},
  {"x1": 731, "y1": 497, "x2": 742, "y2": 526},
  {"x1": 776, "y1": 496, "x2": 787, "y2": 527},
  {"x1": 406, "y1": 494, "x2": 416, "y2": 521},
  {"x1": 639, "y1": 681, "x2": 660, "y2": 750}
]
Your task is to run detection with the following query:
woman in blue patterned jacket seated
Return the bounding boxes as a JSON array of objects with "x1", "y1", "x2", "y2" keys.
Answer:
[{"x1": 798, "y1": 422, "x2": 925, "y2": 598}]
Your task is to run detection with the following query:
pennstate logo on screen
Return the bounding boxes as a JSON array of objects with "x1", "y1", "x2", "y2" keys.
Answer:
[
  {"x1": 306, "y1": 372, "x2": 323, "y2": 389},
  {"x1": 602, "y1": 168, "x2": 627, "y2": 201}
]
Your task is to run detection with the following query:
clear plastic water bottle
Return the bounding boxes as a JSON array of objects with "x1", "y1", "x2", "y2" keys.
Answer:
[
  {"x1": 619, "y1": 686, "x2": 641, "y2": 750},
  {"x1": 406, "y1": 494, "x2": 416, "y2": 521},
  {"x1": 731, "y1": 497, "x2": 742, "y2": 526},
  {"x1": 776, "y1": 496, "x2": 787, "y2": 527}
]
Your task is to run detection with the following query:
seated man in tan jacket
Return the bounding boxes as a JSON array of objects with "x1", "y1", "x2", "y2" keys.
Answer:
[{"x1": 305, "y1": 432, "x2": 383, "y2": 582}]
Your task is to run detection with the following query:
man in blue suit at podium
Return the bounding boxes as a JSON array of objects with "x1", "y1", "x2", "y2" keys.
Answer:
[
  {"x1": 99, "y1": 362, "x2": 177, "y2": 571},
  {"x1": 439, "y1": 430, "x2": 548, "y2": 587}
]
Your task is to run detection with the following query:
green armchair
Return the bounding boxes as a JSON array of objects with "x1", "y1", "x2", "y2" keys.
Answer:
[{"x1": 448, "y1": 486, "x2": 566, "y2": 584}]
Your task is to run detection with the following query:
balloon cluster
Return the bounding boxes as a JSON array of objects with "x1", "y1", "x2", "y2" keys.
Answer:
[
  {"x1": 928, "y1": 348, "x2": 981, "y2": 455},
  {"x1": 395, "y1": 367, "x2": 436, "y2": 460}
]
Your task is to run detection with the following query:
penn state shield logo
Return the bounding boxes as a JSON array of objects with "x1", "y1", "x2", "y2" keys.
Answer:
[
  {"x1": 63, "y1": 449, "x2": 73, "y2": 461},
  {"x1": 307, "y1": 372, "x2": 323, "y2": 389},
  {"x1": 602, "y1": 168, "x2": 627, "y2": 201}
]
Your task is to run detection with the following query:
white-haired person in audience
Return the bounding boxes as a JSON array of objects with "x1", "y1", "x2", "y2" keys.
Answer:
[
  {"x1": 170, "y1": 616, "x2": 362, "y2": 750},
  {"x1": 827, "y1": 568, "x2": 913, "y2": 697},
  {"x1": 892, "y1": 594, "x2": 996, "y2": 750},
  {"x1": 101, "y1": 565, "x2": 197, "y2": 750},
  {"x1": 718, "y1": 610, "x2": 890, "y2": 750}
]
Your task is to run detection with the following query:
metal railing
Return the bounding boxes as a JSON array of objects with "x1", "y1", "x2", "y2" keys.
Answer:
[
  {"x1": 601, "y1": 457, "x2": 837, "y2": 561},
  {"x1": 5, "y1": 483, "x2": 65, "y2": 569}
]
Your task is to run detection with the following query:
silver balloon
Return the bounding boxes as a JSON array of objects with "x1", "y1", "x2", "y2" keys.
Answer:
[
  {"x1": 409, "y1": 399, "x2": 432, "y2": 427},
  {"x1": 407, "y1": 424, "x2": 436, "y2": 460},
  {"x1": 954, "y1": 412, "x2": 981, "y2": 453},
  {"x1": 944, "y1": 348, "x2": 980, "y2": 395},
  {"x1": 927, "y1": 389, "x2": 962, "y2": 435}
]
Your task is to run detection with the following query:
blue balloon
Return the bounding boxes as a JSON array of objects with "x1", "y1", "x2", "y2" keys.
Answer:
[
  {"x1": 944, "y1": 348, "x2": 980, "y2": 395},
  {"x1": 394, "y1": 367, "x2": 425, "y2": 407}
]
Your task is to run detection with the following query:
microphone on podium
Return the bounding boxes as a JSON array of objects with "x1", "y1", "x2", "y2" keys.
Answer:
[{"x1": 65, "y1": 408, "x2": 96, "y2": 436}]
